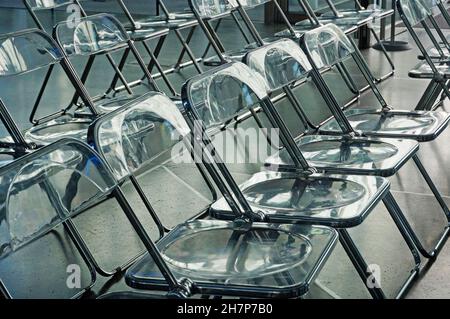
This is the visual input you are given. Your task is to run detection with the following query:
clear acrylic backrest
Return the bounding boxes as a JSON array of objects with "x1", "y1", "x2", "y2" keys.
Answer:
[
  {"x1": 90, "y1": 92, "x2": 191, "y2": 181},
  {"x1": 182, "y1": 62, "x2": 268, "y2": 131},
  {"x1": 245, "y1": 38, "x2": 312, "y2": 92},
  {"x1": 0, "y1": 139, "x2": 116, "y2": 298},
  {"x1": 398, "y1": 0, "x2": 432, "y2": 25},
  {"x1": 303, "y1": 24, "x2": 355, "y2": 69},
  {"x1": 24, "y1": 0, "x2": 75, "y2": 10},
  {"x1": 189, "y1": 0, "x2": 235, "y2": 18},
  {"x1": 0, "y1": 29, "x2": 63, "y2": 77},
  {"x1": 55, "y1": 14, "x2": 130, "y2": 57}
]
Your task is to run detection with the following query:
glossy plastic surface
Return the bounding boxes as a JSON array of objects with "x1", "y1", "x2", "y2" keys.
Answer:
[
  {"x1": 303, "y1": 24, "x2": 355, "y2": 69},
  {"x1": 0, "y1": 30, "x2": 63, "y2": 77},
  {"x1": 398, "y1": 0, "x2": 432, "y2": 25},
  {"x1": 319, "y1": 108, "x2": 450, "y2": 142},
  {"x1": 55, "y1": 14, "x2": 129, "y2": 57},
  {"x1": 126, "y1": 219, "x2": 338, "y2": 297},
  {"x1": 265, "y1": 135, "x2": 419, "y2": 177},
  {"x1": 183, "y1": 62, "x2": 268, "y2": 131},
  {"x1": 0, "y1": 139, "x2": 116, "y2": 298},
  {"x1": 91, "y1": 92, "x2": 190, "y2": 181},
  {"x1": 245, "y1": 38, "x2": 312, "y2": 91},
  {"x1": 210, "y1": 172, "x2": 390, "y2": 227}
]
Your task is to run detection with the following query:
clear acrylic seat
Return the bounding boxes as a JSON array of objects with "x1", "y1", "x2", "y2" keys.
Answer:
[
  {"x1": 319, "y1": 108, "x2": 450, "y2": 142},
  {"x1": 89, "y1": 91, "x2": 338, "y2": 298},
  {"x1": 275, "y1": 23, "x2": 357, "y2": 39},
  {"x1": 295, "y1": 15, "x2": 372, "y2": 27},
  {"x1": 398, "y1": 0, "x2": 450, "y2": 109},
  {"x1": 409, "y1": 60, "x2": 450, "y2": 79},
  {"x1": 0, "y1": 146, "x2": 19, "y2": 168},
  {"x1": 321, "y1": 8, "x2": 394, "y2": 20},
  {"x1": 210, "y1": 172, "x2": 389, "y2": 228},
  {"x1": 24, "y1": 0, "x2": 73, "y2": 10},
  {"x1": 129, "y1": 16, "x2": 198, "y2": 30},
  {"x1": 128, "y1": 0, "x2": 197, "y2": 30},
  {"x1": 127, "y1": 220, "x2": 338, "y2": 298},
  {"x1": 25, "y1": 117, "x2": 92, "y2": 145},
  {"x1": 50, "y1": 14, "x2": 162, "y2": 142},
  {"x1": 190, "y1": 0, "x2": 303, "y2": 67},
  {"x1": 203, "y1": 37, "x2": 279, "y2": 65},
  {"x1": 303, "y1": 24, "x2": 450, "y2": 142},
  {"x1": 125, "y1": 25, "x2": 170, "y2": 41},
  {"x1": 1, "y1": 138, "x2": 219, "y2": 299},
  {"x1": 265, "y1": 135, "x2": 419, "y2": 177},
  {"x1": 418, "y1": 47, "x2": 450, "y2": 60}
]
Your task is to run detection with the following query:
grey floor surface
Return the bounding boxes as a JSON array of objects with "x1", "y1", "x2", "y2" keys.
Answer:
[{"x1": 0, "y1": 3, "x2": 449, "y2": 299}]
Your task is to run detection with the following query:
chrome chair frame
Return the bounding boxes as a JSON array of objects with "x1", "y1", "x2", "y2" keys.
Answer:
[{"x1": 88, "y1": 93, "x2": 338, "y2": 299}]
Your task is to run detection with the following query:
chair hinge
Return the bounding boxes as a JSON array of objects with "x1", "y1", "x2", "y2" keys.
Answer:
[
  {"x1": 381, "y1": 105, "x2": 393, "y2": 112},
  {"x1": 168, "y1": 278, "x2": 195, "y2": 299}
]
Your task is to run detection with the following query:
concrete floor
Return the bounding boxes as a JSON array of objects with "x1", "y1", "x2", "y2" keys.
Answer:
[{"x1": 0, "y1": 3, "x2": 449, "y2": 299}]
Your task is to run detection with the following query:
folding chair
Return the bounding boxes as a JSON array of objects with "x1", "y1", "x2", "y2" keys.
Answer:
[
  {"x1": 23, "y1": 0, "x2": 172, "y2": 97},
  {"x1": 180, "y1": 61, "x2": 422, "y2": 298},
  {"x1": 282, "y1": 0, "x2": 395, "y2": 84},
  {"x1": 244, "y1": 38, "x2": 419, "y2": 178},
  {"x1": 53, "y1": 13, "x2": 161, "y2": 114},
  {"x1": 93, "y1": 0, "x2": 202, "y2": 97},
  {"x1": 295, "y1": 0, "x2": 393, "y2": 31},
  {"x1": 301, "y1": 24, "x2": 450, "y2": 259},
  {"x1": 88, "y1": 92, "x2": 339, "y2": 299},
  {"x1": 190, "y1": 0, "x2": 360, "y2": 108},
  {"x1": 244, "y1": 1, "x2": 377, "y2": 105},
  {"x1": 399, "y1": 0, "x2": 450, "y2": 60},
  {"x1": 0, "y1": 29, "x2": 100, "y2": 147},
  {"x1": 320, "y1": 0, "x2": 394, "y2": 21},
  {"x1": 190, "y1": 0, "x2": 298, "y2": 66},
  {"x1": 397, "y1": 0, "x2": 450, "y2": 111},
  {"x1": 0, "y1": 138, "x2": 179, "y2": 298}
]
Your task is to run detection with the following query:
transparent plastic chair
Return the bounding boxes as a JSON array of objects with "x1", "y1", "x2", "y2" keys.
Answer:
[
  {"x1": 0, "y1": 139, "x2": 128, "y2": 297},
  {"x1": 320, "y1": 0, "x2": 394, "y2": 22},
  {"x1": 276, "y1": 0, "x2": 396, "y2": 84},
  {"x1": 397, "y1": 0, "x2": 450, "y2": 110},
  {"x1": 0, "y1": 138, "x2": 204, "y2": 299},
  {"x1": 0, "y1": 29, "x2": 98, "y2": 146},
  {"x1": 301, "y1": 24, "x2": 450, "y2": 142},
  {"x1": 54, "y1": 13, "x2": 161, "y2": 113},
  {"x1": 189, "y1": 0, "x2": 293, "y2": 67},
  {"x1": 103, "y1": 0, "x2": 203, "y2": 97},
  {"x1": 88, "y1": 91, "x2": 338, "y2": 298},
  {"x1": 244, "y1": 38, "x2": 419, "y2": 177}
]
